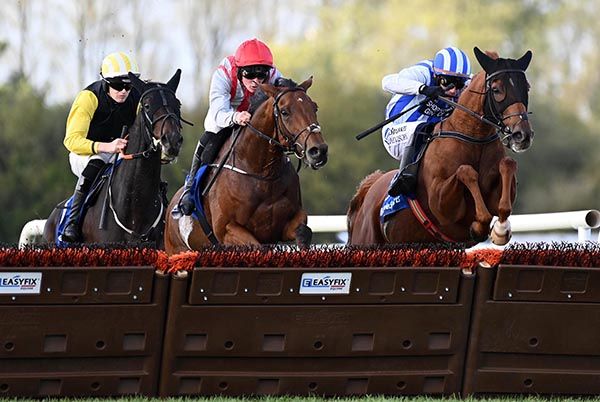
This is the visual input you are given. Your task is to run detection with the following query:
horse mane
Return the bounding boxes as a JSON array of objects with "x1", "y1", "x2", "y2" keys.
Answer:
[
  {"x1": 347, "y1": 170, "x2": 384, "y2": 237},
  {"x1": 248, "y1": 78, "x2": 299, "y2": 114}
]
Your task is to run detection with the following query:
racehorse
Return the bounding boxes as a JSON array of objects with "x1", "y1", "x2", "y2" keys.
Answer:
[
  {"x1": 347, "y1": 47, "x2": 533, "y2": 246},
  {"x1": 44, "y1": 70, "x2": 186, "y2": 247},
  {"x1": 164, "y1": 77, "x2": 328, "y2": 254}
]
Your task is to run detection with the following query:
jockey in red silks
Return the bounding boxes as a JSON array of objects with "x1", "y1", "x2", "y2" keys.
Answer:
[{"x1": 179, "y1": 38, "x2": 283, "y2": 216}]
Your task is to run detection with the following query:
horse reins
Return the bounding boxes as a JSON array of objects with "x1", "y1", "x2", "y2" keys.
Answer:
[
  {"x1": 435, "y1": 68, "x2": 529, "y2": 146},
  {"x1": 121, "y1": 85, "x2": 192, "y2": 162},
  {"x1": 109, "y1": 85, "x2": 189, "y2": 240},
  {"x1": 246, "y1": 87, "x2": 321, "y2": 161}
]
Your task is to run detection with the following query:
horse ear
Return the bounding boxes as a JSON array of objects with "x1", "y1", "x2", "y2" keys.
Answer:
[
  {"x1": 167, "y1": 69, "x2": 182, "y2": 91},
  {"x1": 299, "y1": 76, "x2": 313, "y2": 91},
  {"x1": 516, "y1": 50, "x2": 533, "y2": 71},
  {"x1": 129, "y1": 72, "x2": 145, "y2": 93},
  {"x1": 259, "y1": 83, "x2": 279, "y2": 98},
  {"x1": 473, "y1": 46, "x2": 495, "y2": 73}
]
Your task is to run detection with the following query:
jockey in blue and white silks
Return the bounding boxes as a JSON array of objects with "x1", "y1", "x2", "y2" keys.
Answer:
[{"x1": 382, "y1": 46, "x2": 472, "y2": 197}]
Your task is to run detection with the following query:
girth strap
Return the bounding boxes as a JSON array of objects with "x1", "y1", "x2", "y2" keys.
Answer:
[{"x1": 407, "y1": 198, "x2": 457, "y2": 243}]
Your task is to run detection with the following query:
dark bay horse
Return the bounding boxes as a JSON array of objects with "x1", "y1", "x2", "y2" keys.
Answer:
[
  {"x1": 348, "y1": 48, "x2": 533, "y2": 246},
  {"x1": 44, "y1": 70, "x2": 185, "y2": 247},
  {"x1": 164, "y1": 77, "x2": 328, "y2": 254}
]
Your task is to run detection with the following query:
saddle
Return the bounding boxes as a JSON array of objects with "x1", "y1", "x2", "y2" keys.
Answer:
[{"x1": 55, "y1": 161, "x2": 169, "y2": 246}]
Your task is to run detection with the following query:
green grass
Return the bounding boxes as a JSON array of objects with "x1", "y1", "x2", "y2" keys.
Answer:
[{"x1": 4, "y1": 396, "x2": 600, "y2": 402}]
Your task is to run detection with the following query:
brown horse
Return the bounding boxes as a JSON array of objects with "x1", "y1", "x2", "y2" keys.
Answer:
[
  {"x1": 348, "y1": 48, "x2": 533, "y2": 246},
  {"x1": 44, "y1": 70, "x2": 185, "y2": 247},
  {"x1": 164, "y1": 77, "x2": 328, "y2": 254}
]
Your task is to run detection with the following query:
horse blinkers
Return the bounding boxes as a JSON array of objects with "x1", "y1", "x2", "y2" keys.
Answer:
[{"x1": 485, "y1": 70, "x2": 534, "y2": 153}]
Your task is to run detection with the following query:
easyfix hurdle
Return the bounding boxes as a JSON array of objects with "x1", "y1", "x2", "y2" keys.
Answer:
[
  {"x1": 464, "y1": 262, "x2": 600, "y2": 395},
  {"x1": 0, "y1": 266, "x2": 168, "y2": 397},
  {"x1": 4, "y1": 244, "x2": 600, "y2": 398},
  {"x1": 158, "y1": 266, "x2": 475, "y2": 396}
]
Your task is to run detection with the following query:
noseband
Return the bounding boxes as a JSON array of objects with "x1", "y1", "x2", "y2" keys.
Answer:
[
  {"x1": 247, "y1": 87, "x2": 321, "y2": 160},
  {"x1": 436, "y1": 68, "x2": 531, "y2": 147},
  {"x1": 121, "y1": 85, "x2": 189, "y2": 162}
]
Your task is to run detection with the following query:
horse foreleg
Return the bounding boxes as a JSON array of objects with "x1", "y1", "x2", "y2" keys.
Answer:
[
  {"x1": 222, "y1": 222, "x2": 261, "y2": 245},
  {"x1": 282, "y1": 209, "x2": 312, "y2": 247},
  {"x1": 491, "y1": 157, "x2": 517, "y2": 245},
  {"x1": 430, "y1": 165, "x2": 493, "y2": 241}
]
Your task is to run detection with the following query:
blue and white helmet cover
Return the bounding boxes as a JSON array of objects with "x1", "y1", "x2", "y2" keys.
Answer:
[{"x1": 433, "y1": 47, "x2": 471, "y2": 79}]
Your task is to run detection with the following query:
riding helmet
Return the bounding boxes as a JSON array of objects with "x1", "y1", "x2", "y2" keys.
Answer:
[
  {"x1": 433, "y1": 47, "x2": 471, "y2": 79},
  {"x1": 234, "y1": 38, "x2": 274, "y2": 68},
  {"x1": 101, "y1": 52, "x2": 140, "y2": 83}
]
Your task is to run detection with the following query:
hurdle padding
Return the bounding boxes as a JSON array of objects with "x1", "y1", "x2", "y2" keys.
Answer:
[
  {"x1": 0, "y1": 267, "x2": 169, "y2": 397},
  {"x1": 463, "y1": 263, "x2": 600, "y2": 395},
  {"x1": 159, "y1": 266, "x2": 475, "y2": 396}
]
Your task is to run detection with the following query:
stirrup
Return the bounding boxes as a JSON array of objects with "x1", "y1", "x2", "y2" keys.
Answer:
[
  {"x1": 388, "y1": 173, "x2": 417, "y2": 197},
  {"x1": 179, "y1": 190, "x2": 195, "y2": 216},
  {"x1": 61, "y1": 225, "x2": 81, "y2": 243}
]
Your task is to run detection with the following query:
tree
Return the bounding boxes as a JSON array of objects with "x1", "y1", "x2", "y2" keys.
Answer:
[{"x1": 0, "y1": 76, "x2": 70, "y2": 244}]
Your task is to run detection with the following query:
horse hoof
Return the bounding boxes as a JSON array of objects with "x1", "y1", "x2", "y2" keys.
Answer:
[
  {"x1": 491, "y1": 219, "x2": 512, "y2": 245},
  {"x1": 295, "y1": 224, "x2": 313, "y2": 248},
  {"x1": 469, "y1": 222, "x2": 490, "y2": 243}
]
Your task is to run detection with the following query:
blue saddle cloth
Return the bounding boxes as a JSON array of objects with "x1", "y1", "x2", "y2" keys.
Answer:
[
  {"x1": 55, "y1": 162, "x2": 119, "y2": 246},
  {"x1": 380, "y1": 194, "x2": 412, "y2": 223},
  {"x1": 189, "y1": 165, "x2": 210, "y2": 223}
]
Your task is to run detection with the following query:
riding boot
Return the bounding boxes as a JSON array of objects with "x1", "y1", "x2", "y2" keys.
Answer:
[
  {"x1": 388, "y1": 145, "x2": 418, "y2": 197},
  {"x1": 200, "y1": 131, "x2": 224, "y2": 166},
  {"x1": 62, "y1": 189, "x2": 86, "y2": 243},
  {"x1": 179, "y1": 138, "x2": 207, "y2": 216},
  {"x1": 62, "y1": 159, "x2": 105, "y2": 242}
]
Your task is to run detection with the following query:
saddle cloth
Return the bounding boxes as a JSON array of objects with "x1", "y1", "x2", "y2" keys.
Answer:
[
  {"x1": 55, "y1": 162, "x2": 118, "y2": 246},
  {"x1": 380, "y1": 194, "x2": 412, "y2": 223}
]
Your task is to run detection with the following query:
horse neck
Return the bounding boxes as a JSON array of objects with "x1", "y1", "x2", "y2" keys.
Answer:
[
  {"x1": 443, "y1": 73, "x2": 494, "y2": 136},
  {"x1": 111, "y1": 115, "x2": 162, "y2": 219},
  {"x1": 237, "y1": 103, "x2": 286, "y2": 171}
]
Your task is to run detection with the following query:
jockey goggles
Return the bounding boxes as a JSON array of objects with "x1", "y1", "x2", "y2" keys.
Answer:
[
  {"x1": 240, "y1": 65, "x2": 271, "y2": 80},
  {"x1": 106, "y1": 81, "x2": 132, "y2": 91},
  {"x1": 438, "y1": 75, "x2": 467, "y2": 90}
]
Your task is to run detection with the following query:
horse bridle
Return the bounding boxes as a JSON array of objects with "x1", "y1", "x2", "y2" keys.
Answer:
[
  {"x1": 436, "y1": 68, "x2": 531, "y2": 146},
  {"x1": 483, "y1": 69, "x2": 532, "y2": 146},
  {"x1": 109, "y1": 85, "x2": 190, "y2": 240},
  {"x1": 121, "y1": 85, "x2": 191, "y2": 162},
  {"x1": 246, "y1": 87, "x2": 321, "y2": 160}
]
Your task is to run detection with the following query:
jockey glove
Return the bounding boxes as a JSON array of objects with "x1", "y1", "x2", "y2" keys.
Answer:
[{"x1": 419, "y1": 85, "x2": 445, "y2": 98}]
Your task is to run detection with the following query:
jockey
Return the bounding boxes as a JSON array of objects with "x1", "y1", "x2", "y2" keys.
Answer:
[
  {"x1": 382, "y1": 46, "x2": 472, "y2": 197},
  {"x1": 179, "y1": 38, "x2": 283, "y2": 216},
  {"x1": 61, "y1": 51, "x2": 142, "y2": 242}
]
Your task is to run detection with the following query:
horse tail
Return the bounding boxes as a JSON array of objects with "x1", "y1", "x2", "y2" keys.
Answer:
[{"x1": 347, "y1": 170, "x2": 384, "y2": 238}]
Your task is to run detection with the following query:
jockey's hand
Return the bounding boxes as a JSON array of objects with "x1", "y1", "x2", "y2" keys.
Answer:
[
  {"x1": 234, "y1": 111, "x2": 252, "y2": 126},
  {"x1": 108, "y1": 138, "x2": 128, "y2": 153},
  {"x1": 419, "y1": 85, "x2": 446, "y2": 99}
]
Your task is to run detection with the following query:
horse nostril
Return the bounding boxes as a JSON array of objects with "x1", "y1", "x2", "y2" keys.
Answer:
[
  {"x1": 307, "y1": 147, "x2": 320, "y2": 159},
  {"x1": 512, "y1": 131, "x2": 524, "y2": 142}
]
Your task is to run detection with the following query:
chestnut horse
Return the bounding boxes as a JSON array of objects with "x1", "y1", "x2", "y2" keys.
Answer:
[
  {"x1": 44, "y1": 70, "x2": 185, "y2": 247},
  {"x1": 164, "y1": 77, "x2": 328, "y2": 254},
  {"x1": 348, "y1": 48, "x2": 533, "y2": 246}
]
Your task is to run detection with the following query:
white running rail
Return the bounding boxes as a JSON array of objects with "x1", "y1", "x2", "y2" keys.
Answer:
[
  {"x1": 18, "y1": 210, "x2": 600, "y2": 247},
  {"x1": 307, "y1": 210, "x2": 600, "y2": 242}
]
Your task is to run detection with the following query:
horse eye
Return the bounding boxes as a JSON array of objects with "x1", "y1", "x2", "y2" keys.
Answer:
[
  {"x1": 280, "y1": 109, "x2": 289, "y2": 117},
  {"x1": 144, "y1": 103, "x2": 151, "y2": 111}
]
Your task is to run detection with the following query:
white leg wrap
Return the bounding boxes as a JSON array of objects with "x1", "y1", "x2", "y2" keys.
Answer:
[
  {"x1": 178, "y1": 215, "x2": 195, "y2": 250},
  {"x1": 491, "y1": 219, "x2": 512, "y2": 245}
]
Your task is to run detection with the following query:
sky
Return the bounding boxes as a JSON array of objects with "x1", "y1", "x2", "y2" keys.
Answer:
[{"x1": 0, "y1": 0, "x2": 318, "y2": 106}]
